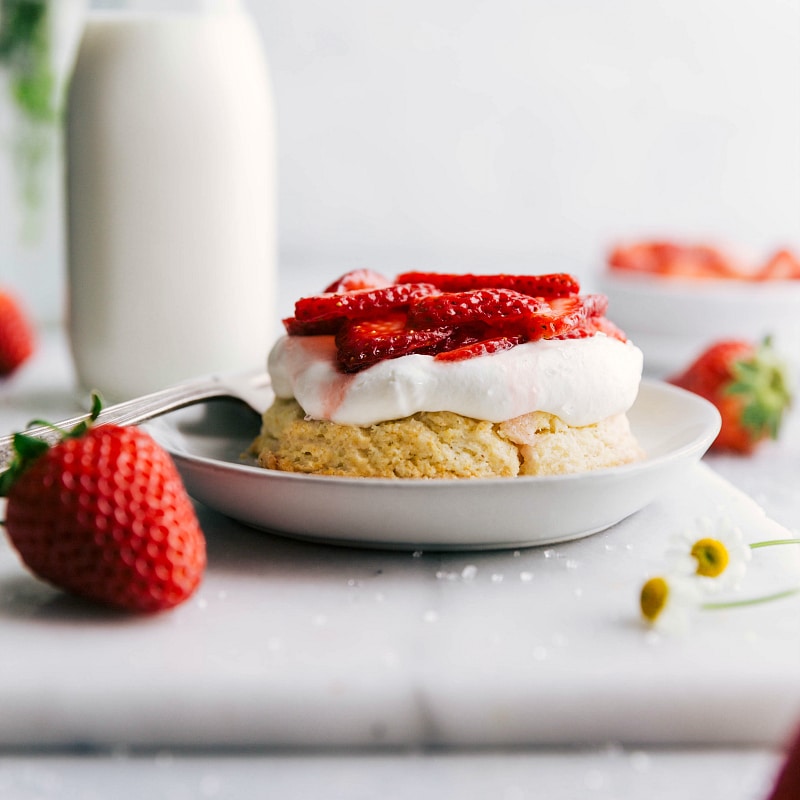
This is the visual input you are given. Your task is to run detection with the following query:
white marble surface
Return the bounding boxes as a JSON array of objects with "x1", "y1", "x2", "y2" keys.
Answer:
[
  {"x1": 1, "y1": 447, "x2": 799, "y2": 750},
  {"x1": 0, "y1": 748, "x2": 784, "y2": 800},
  {"x1": 0, "y1": 290, "x2": 799, "y2": 796}
]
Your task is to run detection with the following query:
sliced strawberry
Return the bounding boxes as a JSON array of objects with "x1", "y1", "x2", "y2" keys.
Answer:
[
  {"x1": 755, "y1": 250, "x2": 800, "y2": 281},
  {"x1": 407, "y1": 289, "x2": 607, "y2": 340},
  {"x1": 589, "y1": 315, "x2": 628, "y2": 342},
  {"x1": 552, "y1": 316, "x2": 625, "y2": 342},
  {"x1": 322, "y1": 269, "x2": 392, "y2": 294},
  {"x1": 294, "y1": 283, "x2": 437, "y2": 324},
  {"x1": 335, "y1": 313, "x2": 454, "y2": 372},
  {"x1": 534, "y1": 294, "x2": 608, "y2": 337},
  {"x1": 283, "y1": 316, "x2": 342, "y2": 336},
  {"x1": 407, "y1": 289, "x2": 550, "y2": 330},
  {"x1": 434, "y1": 334, "x2": 524, "y2": 362},
  {"x1": 286, "y1": 270, "x2": 620, "y2": 370},
  {"x1": 608, "y1": 241, "x2": 741, "y2": 279},
  {"x1": 395, "y1": 271, "x2": 579, "y2": 297}
]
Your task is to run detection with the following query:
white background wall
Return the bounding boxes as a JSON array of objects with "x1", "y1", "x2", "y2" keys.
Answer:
[
  {"x1": 1, "y1": 0, "x2": 799, "y2": 323},
  {"x1": 252, "y1": 0, "x2": 800, "y2": 274}
]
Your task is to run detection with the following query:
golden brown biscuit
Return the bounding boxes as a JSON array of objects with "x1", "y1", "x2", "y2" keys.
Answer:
[{"x1": 251, "y1": 398, "x2": 644, "y2": 478}]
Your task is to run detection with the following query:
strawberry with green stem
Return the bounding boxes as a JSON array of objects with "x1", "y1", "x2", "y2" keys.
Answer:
[
  {"x1": 0, "y1": 395, "x2": 206, "y2": 612},
  {"x1": 669, "y1": 337, "x2": 792, "y2": 454}
]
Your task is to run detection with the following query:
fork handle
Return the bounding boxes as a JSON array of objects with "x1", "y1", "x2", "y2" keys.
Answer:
[{"x1": 0, "y1": 374, "x2": 233, "y2": 471}]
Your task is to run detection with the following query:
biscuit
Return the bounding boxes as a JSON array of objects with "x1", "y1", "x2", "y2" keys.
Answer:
[{"x1": 251, "y1": 398, "x2": 644, "y2": 478}]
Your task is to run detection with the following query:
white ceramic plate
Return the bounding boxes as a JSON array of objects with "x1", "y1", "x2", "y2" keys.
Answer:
[
  {"x1": 144, "y1": 379, "x2": 720, "y2": 551},
  {"x1": 599, "y1": 271, "x2": 800, "y2": 378}
]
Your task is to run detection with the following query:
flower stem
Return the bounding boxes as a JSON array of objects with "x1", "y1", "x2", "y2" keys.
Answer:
[
  {"x1": 749, "y1": 538, "x2": 800, "y2": 549},
  {"x1": 702, "y1": 586, "x2": 800, "y2": 611}
]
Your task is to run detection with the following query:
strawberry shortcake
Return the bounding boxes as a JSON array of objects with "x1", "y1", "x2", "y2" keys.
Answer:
[{"x1": 251, "y1": 270, "x2": 645, "y2": 478}]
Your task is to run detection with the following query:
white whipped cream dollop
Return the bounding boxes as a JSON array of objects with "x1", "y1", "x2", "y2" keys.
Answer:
[{"x1": 268, "y1": 334, "x2": 644, "y2": 427}]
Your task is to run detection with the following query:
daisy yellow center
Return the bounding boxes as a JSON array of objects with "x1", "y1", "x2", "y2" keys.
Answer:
[
  {"x1": 691, "y1": 538, "x2": 730, "y2": 578},
  {"x1": 640, "y1": 577, "x2": 669, "y2": 622}
]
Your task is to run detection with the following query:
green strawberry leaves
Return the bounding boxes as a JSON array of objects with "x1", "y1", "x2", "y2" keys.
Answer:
[
  {"x1": 725, "y1": 337, "x2": 792, "y2": 441},
  {"x1": 0, "y1": 393, "x2": 104, "y2": 497}
]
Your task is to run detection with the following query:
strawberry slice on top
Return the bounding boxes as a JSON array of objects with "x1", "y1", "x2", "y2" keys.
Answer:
[
  {"x1": 408, "y1": 290, "x2": 608, "y2": 340},
  {"x1": 282, "y1": 316, "x2": 342, "y2": 337},
  {"x1": 323, "y1": 269, "x2": 392, "y2": 294},
  {"x1": 434, "y1": 334, "x2": 524, "y2": 363},
  {"x1": 407, "y1": 289, "x2": 549, "y2": 329},
  {"x1": 539, "y1": 294, "x2": 608, "y2": 338},
  {"x1": 285, "y1": 270, "x2": 624, "y2": 372},
  {"x1": 335, "y1": 312, "x2": 456, "y2": 372},
  {"x1": 293, "y1": 283, "x2": 438, "y2": 324},
  {"x1": 395, "y1": 271, "x2": 580, "y2": 298}
]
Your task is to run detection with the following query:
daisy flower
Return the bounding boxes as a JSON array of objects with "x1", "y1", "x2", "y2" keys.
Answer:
[
  {"x1": 666, "y1": 515, "x2": 751, "y2": 592},
  {"x1": 637, "y1": 522, "x2": 800, "y2": 633},
  {"x1": 639, "y1": 574, "x2": 702, "y2": 632}
]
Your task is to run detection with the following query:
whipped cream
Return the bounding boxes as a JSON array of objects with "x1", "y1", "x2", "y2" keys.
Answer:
[{"x1": 268, "y1": 334, "x2": 644, "y2": 427}]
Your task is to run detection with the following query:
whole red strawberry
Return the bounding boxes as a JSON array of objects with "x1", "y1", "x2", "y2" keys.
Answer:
[
  {"x1": 0, "y1": 290, "x2": 35, "y2": 376},
  {"x1": 0, "y1": 400, "x2": 206, "y2": 612},
  {"x1": 669, "y1": 338, "x2": 792, "y2": 454}
]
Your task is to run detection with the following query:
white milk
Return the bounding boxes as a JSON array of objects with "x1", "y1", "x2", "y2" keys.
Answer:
[{"x1": 66, "y1": 0, "x2": 276, "y2": 401}]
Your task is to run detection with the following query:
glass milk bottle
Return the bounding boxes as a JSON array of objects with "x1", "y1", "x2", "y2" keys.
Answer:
[{"x1": 66, "y1": 0, "x2": 276, "y2": 401}]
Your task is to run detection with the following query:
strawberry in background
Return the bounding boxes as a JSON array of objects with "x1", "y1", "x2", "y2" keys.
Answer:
[
  {"x1": 0, "y1": 289, "x2": 35, "y2": 376},
  {"x1": 756, "y1": 249, "x2": 800, "y2": 281},
  {"x1": 609, "y1": 241, "x2": 743, "y2": 280},
  {"x1": 608, "y1": 240, "x2": 800, "y2": 282},
  {"x1": 669, "y1": 338, "x2": 792, "y2": 455}
]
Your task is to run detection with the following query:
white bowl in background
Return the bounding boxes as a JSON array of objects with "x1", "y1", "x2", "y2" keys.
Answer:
[{"x1": 598, "y1": 272, "x2": 800, "y2": 379}]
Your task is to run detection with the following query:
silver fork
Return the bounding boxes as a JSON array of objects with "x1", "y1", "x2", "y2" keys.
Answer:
[{"x1": 0, "y1": 370, "x2": 272, "y2": 471}]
